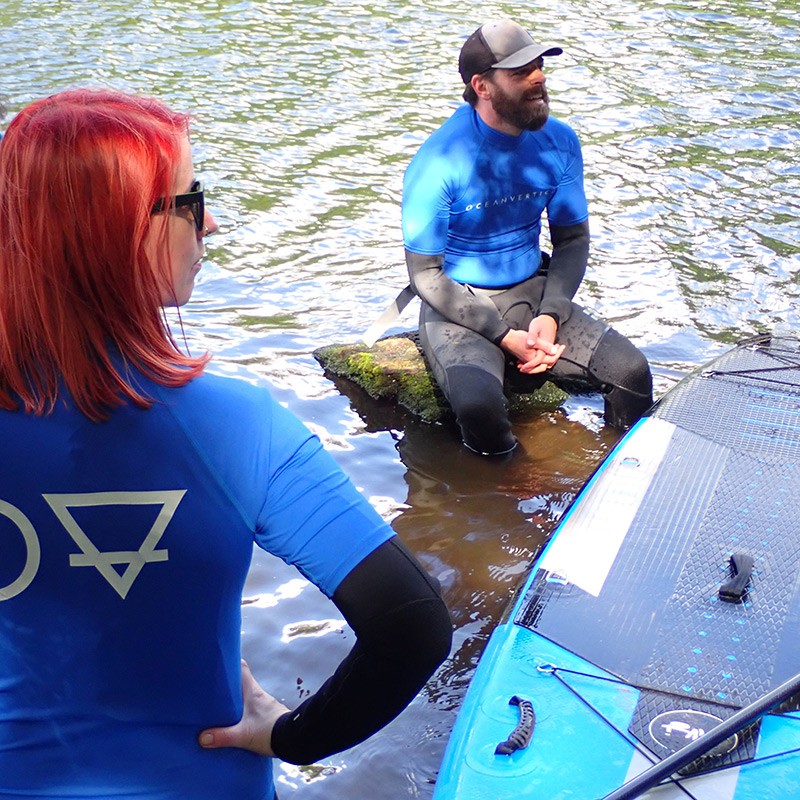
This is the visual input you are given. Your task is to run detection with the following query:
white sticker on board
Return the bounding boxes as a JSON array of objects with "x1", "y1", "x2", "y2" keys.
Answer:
[{"x1": 538, "y1": 417, "x2": 676, "y2": 597}]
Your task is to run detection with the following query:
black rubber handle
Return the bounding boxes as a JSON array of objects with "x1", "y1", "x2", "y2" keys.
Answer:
[
  {"x1": 495, "y1": 695, "x2": 536, "y2": 755},
  {"x1": 719, "y1": 553, "x2": 754, "y2": 603}
]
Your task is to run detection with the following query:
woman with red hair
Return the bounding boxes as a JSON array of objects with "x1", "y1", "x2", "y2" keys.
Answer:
[{"x1": 0, "y1": 89, "x2": 451, "y2": 799}]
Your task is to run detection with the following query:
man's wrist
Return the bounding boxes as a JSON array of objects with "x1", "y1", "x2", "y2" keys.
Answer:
[
  {"x1": 493, "y1": 326, "x2": 512, "y2": 346},
  {"x1": 539, "y1": 312, "x2": 560, "y2": 328}
]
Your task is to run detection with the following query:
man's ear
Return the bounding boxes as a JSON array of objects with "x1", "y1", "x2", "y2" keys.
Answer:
[{"x1": 471, "y1": 72, "x2": 493, "y2": 101}]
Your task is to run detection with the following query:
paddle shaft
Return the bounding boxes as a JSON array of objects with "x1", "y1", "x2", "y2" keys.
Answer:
[{"x1": 600, "y1": 670, "x2": 800, "y2": 800}]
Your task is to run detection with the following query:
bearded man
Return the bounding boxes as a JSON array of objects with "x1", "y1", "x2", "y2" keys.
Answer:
[{"x1": 400, "y1": 19, "x2": 653, "y2": 456}]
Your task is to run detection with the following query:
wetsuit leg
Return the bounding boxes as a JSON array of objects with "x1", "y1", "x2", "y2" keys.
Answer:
[
  {"x1": 591, "y1": 327, "x2": 653, "y2": 427},
  {"x1": 419, "y1": 302, "x2": 516, "y2": 455},
  {"x1": 550, "y1": 305, "x2": 653, "y2": 429}
]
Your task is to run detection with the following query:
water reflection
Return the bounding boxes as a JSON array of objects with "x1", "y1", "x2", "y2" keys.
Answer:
[{"x1": 1, "y1": 0, "x2": 799, "y2": 796}]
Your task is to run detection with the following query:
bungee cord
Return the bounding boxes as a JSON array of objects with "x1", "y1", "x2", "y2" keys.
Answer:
[{"x1": 537, "y1": 663, "x2": 800, "y2": 797}]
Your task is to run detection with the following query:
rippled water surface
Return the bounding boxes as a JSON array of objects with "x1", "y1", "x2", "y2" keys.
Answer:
[{"x1": 2, "y1": 0, "x2": 799, "y2": 796}]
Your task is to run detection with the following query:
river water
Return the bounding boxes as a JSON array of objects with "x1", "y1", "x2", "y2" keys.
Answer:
[{"x1": 2, "y1": 0, "x2": 799, "y2": 796}]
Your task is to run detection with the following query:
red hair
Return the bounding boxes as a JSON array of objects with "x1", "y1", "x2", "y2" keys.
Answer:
[{"x1": 0, "y1": 88, "x2": 210, "y2": 421}]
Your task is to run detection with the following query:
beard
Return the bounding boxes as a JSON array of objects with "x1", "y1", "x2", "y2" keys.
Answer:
[{"x1": 490, "y1": 83, "x2": 550, "y2": 131}]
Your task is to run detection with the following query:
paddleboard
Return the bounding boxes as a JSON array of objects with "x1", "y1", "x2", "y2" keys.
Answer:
[{"x1": 433, "y1": 332, "x2": 800, "y2": 800}]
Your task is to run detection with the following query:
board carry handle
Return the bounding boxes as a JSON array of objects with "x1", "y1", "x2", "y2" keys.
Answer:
[
  {"x1": 494, "y1": 695, "x2": 536, "y2": 755},
  {"x1": 718, "y1": 553, "x2": 754, "y2": 603},
  {"x1": 598, "y1": 668, "x2": 800, "y2": 800}
]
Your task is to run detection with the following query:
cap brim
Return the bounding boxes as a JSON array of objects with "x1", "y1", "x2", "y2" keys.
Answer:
[{"x1": 494, "y1": 44, "x2": 563, "y2": 70}]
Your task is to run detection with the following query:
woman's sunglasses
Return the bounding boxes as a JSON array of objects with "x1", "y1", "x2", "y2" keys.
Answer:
[{"x1": 151, "y1": 180, "x2": 205, "y2": 231}]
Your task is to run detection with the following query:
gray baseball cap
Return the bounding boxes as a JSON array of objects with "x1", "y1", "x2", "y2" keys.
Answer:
[{"x1": 459, "y1": 19, "x2": 563, "y2": 84}]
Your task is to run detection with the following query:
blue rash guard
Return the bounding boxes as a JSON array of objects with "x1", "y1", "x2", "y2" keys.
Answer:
[
  {"x1": 402, "y1": 104, "x2": 589, "y2": 288},
  {"x1": 0, "y1": 370, "x2": 393, "y2": 799}
]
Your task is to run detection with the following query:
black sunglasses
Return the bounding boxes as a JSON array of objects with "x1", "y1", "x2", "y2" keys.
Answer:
[{"x1": 151, "y1": 180, "x2": 205, "y2": 231}]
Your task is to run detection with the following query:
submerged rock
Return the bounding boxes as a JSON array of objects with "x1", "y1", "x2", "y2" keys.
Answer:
[{"x1": 313, "y1": 333, "x2": 568, "y2": 423}]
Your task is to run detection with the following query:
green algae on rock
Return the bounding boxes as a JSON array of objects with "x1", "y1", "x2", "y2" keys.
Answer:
[
  {"x1": 314, "y1": 334, "x2": 568, "y2": 423},
  {"x1": 314, "y1": 335, "x2": 444, "y2": 422}
]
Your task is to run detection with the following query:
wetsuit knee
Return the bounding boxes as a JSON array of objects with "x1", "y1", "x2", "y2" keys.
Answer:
[
  {"x1": 445, "y1": 365, "x2": 516, "y2": 456},
  {"x1": 590, "y1": 329, "x2": 653, "y2": 429}
]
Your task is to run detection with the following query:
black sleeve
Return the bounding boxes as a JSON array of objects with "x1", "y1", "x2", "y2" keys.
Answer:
[
  {"x1": 406, "y1": 249, "x2": 511, "y2": 343},
  {"x1": 269, "y1": 537, "x2": 452, "y2": 766},
  {"x1": 538, "y1": 220, "x2": 590, "y2": 326}
]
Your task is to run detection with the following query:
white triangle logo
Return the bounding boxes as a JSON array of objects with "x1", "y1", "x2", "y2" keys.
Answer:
[{"x1": 43, "y1": 490, "x2": 186, "y2": 599}]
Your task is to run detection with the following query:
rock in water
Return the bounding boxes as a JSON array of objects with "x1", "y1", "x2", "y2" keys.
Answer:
[{"x1": 313, "y1": 333, "x2": 567, "y2": 423}]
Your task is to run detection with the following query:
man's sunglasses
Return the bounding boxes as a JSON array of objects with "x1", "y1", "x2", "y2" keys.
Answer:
[{"x1": 151, "y1": 180, "x2": 205, "y2": 231}]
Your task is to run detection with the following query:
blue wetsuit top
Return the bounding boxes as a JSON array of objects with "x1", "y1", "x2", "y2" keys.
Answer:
[
  {"x1": 402, "y1": 104, "x2": 588, "y2": 288},
  {"x1": 0, "y1": 369, "x2": 394, "y2": 799}
]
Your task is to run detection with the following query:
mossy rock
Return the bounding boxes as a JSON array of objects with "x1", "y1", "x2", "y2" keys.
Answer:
[
  {"x1": 314, "y1": 334, "x2": 444, "y2": 422},
  {"x1": 314, "y1": 333, "x2": 567, "y2": 423}
]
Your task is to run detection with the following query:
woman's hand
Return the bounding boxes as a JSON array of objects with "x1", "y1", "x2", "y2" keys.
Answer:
[{"x1": 198, "y1": 660, "x2": 290, "y2": 757}]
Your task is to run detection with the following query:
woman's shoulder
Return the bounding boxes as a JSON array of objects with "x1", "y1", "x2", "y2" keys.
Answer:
[
  {"x1": 159, "y1": 370, "x2": 308, "y2": 445},
  {"x1": 185, "y1": 369, "x2": 273, "y2": 405},
  {"x1": 158, "y1": 369, "x2": 320, "y2": 482}
]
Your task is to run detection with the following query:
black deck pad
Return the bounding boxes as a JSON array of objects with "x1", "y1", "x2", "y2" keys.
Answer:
[
  {"x1": 637, "y1": 447, "x2": 800, "y2": 707},
  {"x1": 516, "y1": 335, "x2": 800, "y2": 715}
]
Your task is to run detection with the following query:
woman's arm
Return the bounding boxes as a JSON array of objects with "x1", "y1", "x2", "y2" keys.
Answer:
[{"x1": 198, "y1": 537, "x2": 452, "y2": 764}]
